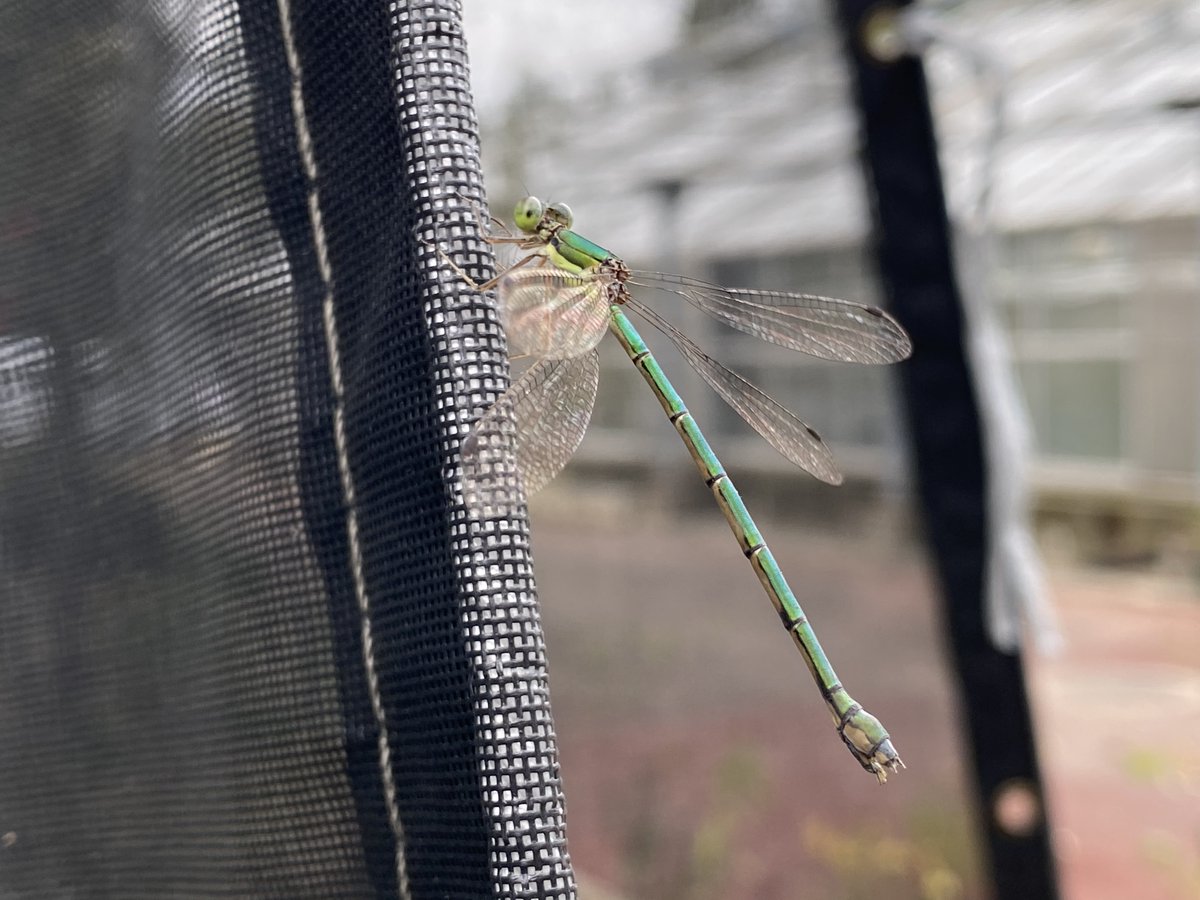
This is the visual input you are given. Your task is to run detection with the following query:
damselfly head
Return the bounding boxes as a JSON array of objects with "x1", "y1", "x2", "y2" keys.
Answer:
[
  {"x1": 513, "y1": 196, "x2": 574, "y2": 235},
  {"x1": 513, "y1": 196, "x2": 544, "y2": 233}
]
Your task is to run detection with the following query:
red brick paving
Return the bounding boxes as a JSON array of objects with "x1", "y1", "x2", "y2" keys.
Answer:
[{"x1": 529, "y1": 507, "x2": 1200, "y2": 899}]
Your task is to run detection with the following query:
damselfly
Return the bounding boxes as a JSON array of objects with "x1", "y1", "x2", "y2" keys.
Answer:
[{"x1": 444, "y1": 196, "x2": 911, "y2": 782}]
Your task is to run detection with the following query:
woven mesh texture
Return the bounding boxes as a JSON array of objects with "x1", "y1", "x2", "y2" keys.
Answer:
[{"x1": 0, "y1": 1, "x2": 573, "y2": 896}]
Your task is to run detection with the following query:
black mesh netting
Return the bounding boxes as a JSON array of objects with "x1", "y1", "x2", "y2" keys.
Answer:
[{"x1": 0, "y1": 1, "x2": 573, "y2": 897}]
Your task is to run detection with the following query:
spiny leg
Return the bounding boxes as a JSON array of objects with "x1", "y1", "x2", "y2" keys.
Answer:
[
  {"x1": 437, "y1": 191, "x2": 537, "y2": 251},
  {"x1": 427, "y1": 193, "x2": 543, "y2": 290},
  {"x1": 451, "y1": 189, "x2": 516, "y2": 239},
  {"x1": 431, "y1": 242, "x2": 543, "y2": 292}
]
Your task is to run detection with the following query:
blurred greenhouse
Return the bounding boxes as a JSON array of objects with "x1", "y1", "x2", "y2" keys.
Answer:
[{"x1": 476, "y1": 0, "x2": 1200, "y2": 567}]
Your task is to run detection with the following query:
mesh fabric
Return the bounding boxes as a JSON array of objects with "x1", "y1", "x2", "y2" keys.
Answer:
[{"x1": 0, "y1": 1, "x2": 573, "y2": 896}]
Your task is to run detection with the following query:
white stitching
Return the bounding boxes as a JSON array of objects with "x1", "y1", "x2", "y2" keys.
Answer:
[{"x1": 274, "y1": 0, "x2": 409, "y2": 895}]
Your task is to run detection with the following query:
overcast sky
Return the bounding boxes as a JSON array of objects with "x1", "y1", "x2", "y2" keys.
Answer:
[{"x1": 460, "y1": 1, "x2": 688, "y2": 118}]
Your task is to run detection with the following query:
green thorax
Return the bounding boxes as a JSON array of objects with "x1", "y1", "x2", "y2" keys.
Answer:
[{"x1": 546, "y1": 228, "x2": 615, "y2": 274}]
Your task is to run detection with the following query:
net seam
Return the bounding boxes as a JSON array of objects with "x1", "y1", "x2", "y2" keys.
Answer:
[{"x1": 274, "y1": 0, "x2": 410, "y2": 894}]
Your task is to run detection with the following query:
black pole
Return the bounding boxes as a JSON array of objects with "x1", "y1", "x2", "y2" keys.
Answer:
[{"x1": 829, "y1": 3, "x2": 1060, "y2": 898}]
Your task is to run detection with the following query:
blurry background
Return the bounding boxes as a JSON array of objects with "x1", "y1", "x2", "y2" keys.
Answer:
[{"x1": 462, "y1": 1, "x2": 1200, "y2": 898}]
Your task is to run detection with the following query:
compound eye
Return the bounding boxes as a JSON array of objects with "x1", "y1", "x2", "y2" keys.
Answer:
[
  {"x1": 513, "y1": 196, "x2": 544, "y2": 232},
  {"x1": 546, "y1": 202, "x2": 573, "y2": 228}
]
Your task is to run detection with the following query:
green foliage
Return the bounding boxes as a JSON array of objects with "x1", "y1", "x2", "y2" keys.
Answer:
[
  {"x1": 1121, "y1": 746, "x2": 1176, "y2": 784},
  {"x1": 620, "y1": 746, "x2": 767, "y2": 900},
  {"x1": 804, "y1": 800, "x2": 981, "y2": 900},
  {"x1": 687, "y1": 747, "x2": 767, "y2": 898},
  {"x1": 1141, "y1": 830, "x2": 1200, "y2": 900},
  {"x1": 615, "y1": 746, "x2": 983, "y2": 899}
]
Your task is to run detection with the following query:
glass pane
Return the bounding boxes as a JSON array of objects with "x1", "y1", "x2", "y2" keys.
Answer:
[
  {"x1": 1041, "y1": 297, "x2": 1123, "y2": 330},
  {"x1": 1019, "y1": 360, "x2": 1124, "y2": 460}
]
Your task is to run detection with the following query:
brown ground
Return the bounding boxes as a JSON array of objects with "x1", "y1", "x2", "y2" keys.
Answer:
[{"x1": 527, "y1": 496, "x2": 1200, "y2": 900}]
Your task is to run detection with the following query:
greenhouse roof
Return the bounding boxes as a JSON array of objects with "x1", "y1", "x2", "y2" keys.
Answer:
[{"x1": 487, "y1": 0, "x2": 1200, "y2": 261}]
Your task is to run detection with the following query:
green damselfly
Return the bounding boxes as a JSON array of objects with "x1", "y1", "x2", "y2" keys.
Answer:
[{"x1": 447, "y1": 196, "x2": 911, "y2": 782}]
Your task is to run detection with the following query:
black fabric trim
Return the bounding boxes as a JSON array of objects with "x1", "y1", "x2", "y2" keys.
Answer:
[
  {"x1": 240, "y1": 1, "x2": 491, "y2": 894},
  {"x1": 830, "y1": 3, "x2": 1061, "y2": 898}
]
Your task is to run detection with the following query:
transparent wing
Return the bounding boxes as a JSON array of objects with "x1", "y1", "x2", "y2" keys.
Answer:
[
  {"x1": 629, "y1": 270, "x2": 912, "y2": 364},
  {"x1": 628, "y1": 300, "x2": 842, "y2": 485},
  {"x1": 461, "y1": 350, "x2": 601, "y2": 518},
  {"x1": 500, "y1": 266, "x2": 612, "y2": 359}
]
